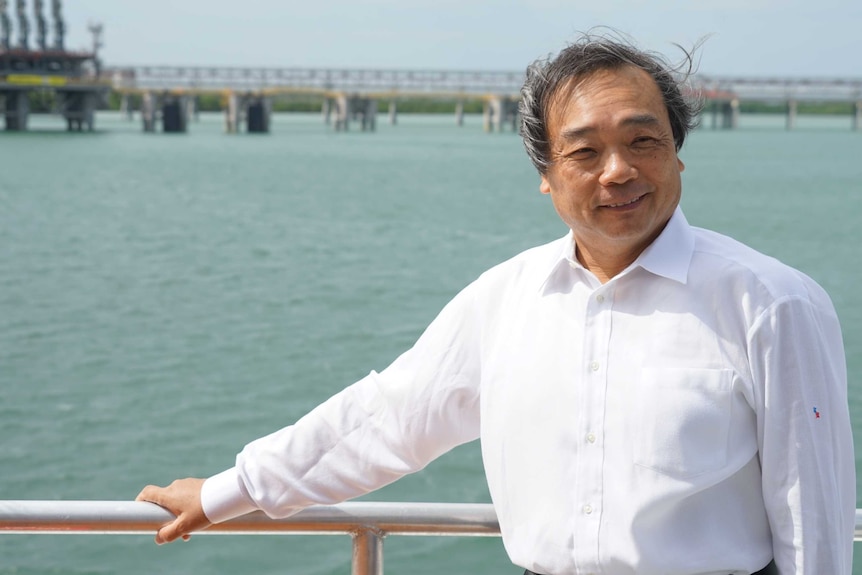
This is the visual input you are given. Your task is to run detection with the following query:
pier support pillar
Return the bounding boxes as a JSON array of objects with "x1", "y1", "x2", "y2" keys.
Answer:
[
  {"x1": 161, "y1": 94, "x2": 189, "y2": 133},
  {"x1": 246, "y1": 96, "x2": 271, "y2": 133},
  {"x1": 333, "y1": 94, "x2": 350, "y2": 131},
  {"x1": 719, "y1": 99, "x2": 739, "y2": 130},
  {"x1": 56, "y1": 90, "x2": 97, "y2": 131},
  {"x1": 483, "y1": 98, "x2": 499, "y2": 132},
  {"x1": 483, "y1": 96, "x2": 518, "y2": 133},
  {"x1": 120, "y1": 93, "x2": 133, "y2": 121},
  {"x1": 142, "y1": 92, "x2": 159, "y2": 132},
  {"x1": 853, "y1": 100, "x2": 861, "y2": 131},
  {"x1": 355, "y1": 97, "x2": 376, "y2": 132},
  {"x1": 388, "y1": 100, "x2": 397, "y2": 125},
  {"x1": 508, "y1": 98, "x2": 519, "y2": 131},
  {"x1": 455, "y1": 100, "x2": 464, "y2": 126},
  {"x1": 3, "y1": 90, "x2": 29, "y2": 131},
  {"x1": 186, "y1": 96, "x2": 199, "y2": 123},
  {"x1": 322, "y1": 98, "x2": 332, "y2": 125},
  {"x1": 333, "y1": 95, "x2": 376, "y2": 132},
  {"x1": 224, "y1": 92, "x2": 241, "y2": 133},
  {"x1": 786, "y1": 99, "x2": 797, "y2": 130}
]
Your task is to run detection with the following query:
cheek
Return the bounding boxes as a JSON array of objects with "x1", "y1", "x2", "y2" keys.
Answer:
[{"x1": 549, "y1": 190, "x2": 591, "y2": 225}]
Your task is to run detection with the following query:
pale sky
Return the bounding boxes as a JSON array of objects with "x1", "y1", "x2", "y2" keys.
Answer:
[{"x1": 58, "y1": 0, "x2": 861, "y2": 77}]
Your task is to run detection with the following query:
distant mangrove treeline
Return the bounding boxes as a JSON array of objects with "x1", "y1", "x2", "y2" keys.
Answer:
[{"x1": 20, "y1": 91, "x2": 856, "y2": 116}]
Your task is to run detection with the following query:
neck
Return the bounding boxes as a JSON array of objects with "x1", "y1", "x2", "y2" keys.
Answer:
[{"x1": 575, "y1": 243, "x2": 643, "y2": 284}]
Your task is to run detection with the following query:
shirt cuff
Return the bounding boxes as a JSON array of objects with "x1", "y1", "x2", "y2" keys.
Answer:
[{"x1": 200, "y1": 467, "x2": 258, "y2": 524}]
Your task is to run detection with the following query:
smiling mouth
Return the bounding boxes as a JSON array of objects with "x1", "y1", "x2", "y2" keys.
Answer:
[{"x1": 604, "y1": 195, "x2": 645, "y2": 208}]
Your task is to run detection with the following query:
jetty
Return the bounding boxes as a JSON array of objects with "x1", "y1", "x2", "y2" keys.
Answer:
[
  {"x1": 0, "y1": 0, "x2": 108, "y2": 131},
  {"x1": 107, "y1": 66, "x2": 524, "y2": 134},
  {"x1": 108, "y1": 65, "x2": 862, "y2": 134},
  {"x1": 1, "y1": 2, "x2": 859, "y2": 134}
]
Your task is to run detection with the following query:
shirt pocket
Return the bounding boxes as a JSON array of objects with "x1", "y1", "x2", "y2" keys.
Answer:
[{"x1": 633, "y1": 367, "x2": 733, "y2": 479}]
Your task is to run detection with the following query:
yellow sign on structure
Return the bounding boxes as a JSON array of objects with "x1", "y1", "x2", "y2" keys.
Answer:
[{"x1": 6, "y1": 74, "x2": 68, "y2": 86}]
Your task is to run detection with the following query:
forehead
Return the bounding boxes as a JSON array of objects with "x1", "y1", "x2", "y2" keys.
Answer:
[{"x1": 546, "y1": 65, "x2": 670, "y2": 139}]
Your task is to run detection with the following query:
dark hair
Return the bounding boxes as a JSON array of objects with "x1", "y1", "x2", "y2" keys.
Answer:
[{"x1": 519, "y1": 31, "x2": 702, "y2": 174}]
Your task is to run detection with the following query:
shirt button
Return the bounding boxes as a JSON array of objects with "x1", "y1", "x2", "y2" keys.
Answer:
[
  {"x1": 596, "y1": 294, "x2": 605, "y2": 303},
  {"x1": 586, "y1": 433, "x2": 596, "y2": 443},
  {"x1": 583, "y1": 504, "x2": 593, "y2": 514},
  {"x1": 590, "y1": 361, "x2": 600, "y2": 371}
]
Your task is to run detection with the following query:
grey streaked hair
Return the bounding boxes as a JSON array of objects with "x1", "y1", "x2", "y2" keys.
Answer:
[{"x1": 519, "y1": 31, "x2": 703, "y2": 174}]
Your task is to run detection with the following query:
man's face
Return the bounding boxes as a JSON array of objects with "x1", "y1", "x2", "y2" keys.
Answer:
[{"x1": 540, "y1": 65, "x2": 685, "y2": 268}]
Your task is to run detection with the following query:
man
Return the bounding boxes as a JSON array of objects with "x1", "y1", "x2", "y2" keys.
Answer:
[{"x1": 138, "y1": 34, "x2": 855, "y2": 574}]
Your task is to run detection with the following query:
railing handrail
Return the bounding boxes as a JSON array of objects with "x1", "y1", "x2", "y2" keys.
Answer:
[
  {"x1": 0, "y1": 500, "x2": 500, "y2": 575},
  {"x1": 0, "y1": 500, "x2": 499, "y2": 536},
  {"x1": 2, "y1": 501, "x2": 862, "y2": 574}
]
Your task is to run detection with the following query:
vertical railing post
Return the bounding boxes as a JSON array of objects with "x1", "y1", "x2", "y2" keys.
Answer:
[{"x1": 351, "y1": 527, "x2": 384, "y2": 575}]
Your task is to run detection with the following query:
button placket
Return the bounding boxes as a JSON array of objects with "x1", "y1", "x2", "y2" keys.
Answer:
[{"x1": 573, "y1": 285, "x2": 614, "y2": 572}]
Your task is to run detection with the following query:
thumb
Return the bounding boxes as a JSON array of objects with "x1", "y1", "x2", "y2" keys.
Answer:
[{"x1": 155, "y1": 516, "x2": 186, "y2": 545}]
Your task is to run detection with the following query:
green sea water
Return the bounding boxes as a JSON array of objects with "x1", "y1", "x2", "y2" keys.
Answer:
[{"x1": 1, "y1": 111, "x2": 861, "y2": 574}]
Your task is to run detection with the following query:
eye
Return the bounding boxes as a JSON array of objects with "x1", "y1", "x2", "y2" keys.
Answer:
[
  {"x1": 631, "y1": 136, "x2": 659, "y2": 149},
  {"x1": 566, "y1": 147, "x2": 597, "y2": 160}
]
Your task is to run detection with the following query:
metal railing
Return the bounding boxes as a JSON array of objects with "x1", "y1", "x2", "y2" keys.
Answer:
[
  {"x1": 102, "y1": 65, "x2": 862, "y2": 103},
  {"x1": 0, "y1": 500, "x2": 499, "y2": 575},
  {"x1": 2, "y1": 501, "x2": 862, "y2": 574}
]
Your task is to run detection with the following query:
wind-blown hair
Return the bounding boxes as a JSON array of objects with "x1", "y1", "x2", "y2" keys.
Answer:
[{"x1": 519, "y1": 32, "x2": 702, "y2": 174}]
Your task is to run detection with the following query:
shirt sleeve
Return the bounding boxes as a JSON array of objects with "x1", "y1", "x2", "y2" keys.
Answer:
[
  {"x1": 200, "y1": 281, "x2": 483, "y2": 522},
  {"x1": 749, "y1": 291, "x2": 855, "y2": 574}
]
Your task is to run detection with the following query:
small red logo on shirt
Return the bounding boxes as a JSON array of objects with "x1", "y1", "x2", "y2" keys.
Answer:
[{"x1": 813, "y1": 407, "x2": 821, "y2": 419}]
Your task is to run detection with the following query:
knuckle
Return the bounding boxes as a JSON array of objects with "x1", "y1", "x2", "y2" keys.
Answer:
[{"x1": 136, "y1": 486, "x2": 155, "y2": 501}]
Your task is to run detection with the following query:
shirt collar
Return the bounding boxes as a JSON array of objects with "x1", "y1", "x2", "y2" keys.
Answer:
[
  {"x1": 634, "y1": 206, "x2": 694, "y2": 285},
  {"x1": 539, "y1": 207, "x2": 695, "y2": 292}
]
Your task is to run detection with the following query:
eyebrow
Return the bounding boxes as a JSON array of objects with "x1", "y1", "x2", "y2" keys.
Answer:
[{"x1": 558, "y1": 113, "x2": 662, "y2": 141}]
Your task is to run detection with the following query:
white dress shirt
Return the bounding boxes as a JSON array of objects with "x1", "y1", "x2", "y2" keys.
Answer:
[{"x1": 201, "y1": 208, "x2": 855, "y2": 575}]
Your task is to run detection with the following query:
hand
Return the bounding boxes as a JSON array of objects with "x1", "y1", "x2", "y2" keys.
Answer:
[{"x1": 136, "y1": 477, "x2": 211, "y2": 544}]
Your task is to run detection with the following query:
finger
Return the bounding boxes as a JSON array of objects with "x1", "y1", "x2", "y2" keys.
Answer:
[
  {"x1": 135, "y1": 484, "x2": 164, "y2": 504},
  {"x1": 136, "y1": 485, "x2": 182, "y2": 544},
  {"x1": 155, "y1": 517, "x2": 185, "y2": 545}
]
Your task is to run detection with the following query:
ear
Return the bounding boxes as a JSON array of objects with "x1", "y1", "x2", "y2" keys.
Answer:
[
  {"x1": 677, "y1": 157, "x2": 685, "y2": 172},
  {"x1": 539, "y1": 175, "x2": 552, "y2": 195}
]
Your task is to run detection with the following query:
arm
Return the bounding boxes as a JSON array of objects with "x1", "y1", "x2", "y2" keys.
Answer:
[
  {"x1": 209, "y1": 282, "x2": 483, "y2": 521},
  {"x1": 142, "y1": 281, "x2": 484, "y2": 536},
  {"x1": 751, "y1": 293, "x2": 855, "y2": 574}
]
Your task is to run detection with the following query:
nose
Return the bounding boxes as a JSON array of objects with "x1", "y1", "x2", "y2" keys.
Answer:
[{"x1": 598, "y1": 150, "x2": 638, "y2": 186}]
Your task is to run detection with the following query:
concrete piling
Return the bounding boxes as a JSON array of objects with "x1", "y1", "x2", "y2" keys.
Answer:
[
  {"x1": 224, "y1": 92, "x2": 240, "y2": 133},
  {"x1": 56, "y1": 90, "x2": 96, "y2": 131},
  {"x1": 331, "y1": 94, "x2": 376, "y2": 132},
  {"x1": 322, "y1": 98, "x2": 331, "y2": 125},
  {"x1": 483, "y1": 96, "x2": 518, "y2": 132},
  {"x1": 2, "y1": 90, "x2": 28, "y2": 130},
  {"x1": 333, "y1": 94, "x2": 349, "y2": 131},
  {"x1": 246, "y1": 96, "x2": 271, "y2": 133},
  {"x1": 161, "y1": 94, "x2": 188, "y2": 133},
  {"x1": 141, "y1": 91, "x2": 158, "y2": 132},
  {"x1": 786, "y1": 99, "x2": 797, "y2": 130}
]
